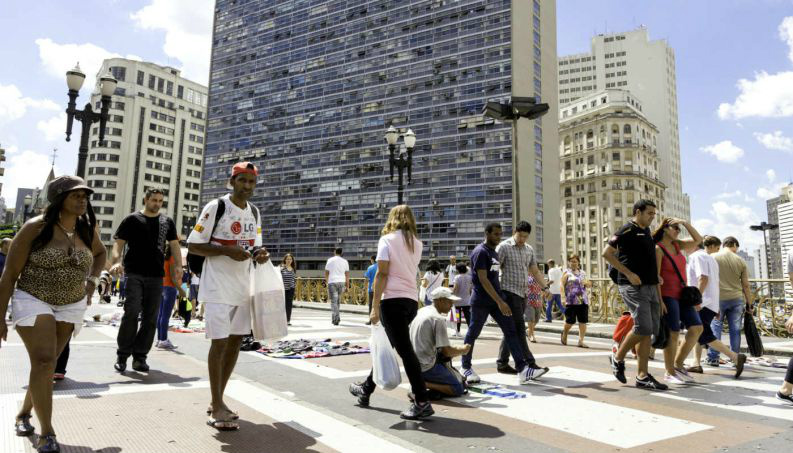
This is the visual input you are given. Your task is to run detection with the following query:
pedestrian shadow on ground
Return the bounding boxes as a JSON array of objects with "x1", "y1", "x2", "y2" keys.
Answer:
[
  {"x1": 213, "y1": 420, "x2": 324, "y2": 453},
  {"x1": 388, "y1": 413, "x2": 506, "y2": 438},
  {"x1": 24, "y1": 437, "x2": 123, "y2": 453},
  {"x1": 44, "y1": 369, "x2": 202, "y2": 399}
]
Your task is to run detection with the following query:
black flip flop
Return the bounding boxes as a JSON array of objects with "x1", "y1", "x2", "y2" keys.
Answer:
[{"x1": 206, "y1": 418, "x2": 239, "y2": 431}]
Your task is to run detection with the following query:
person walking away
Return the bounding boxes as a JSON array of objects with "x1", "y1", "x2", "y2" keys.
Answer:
[
  {"x1": 525, "y1": 275, "x2": 544, "y2": 343},
  {"x1": 685, "y1": 236, "x2": 746, "y2": 377},
  {"x1": 0, "y1": 238, "x2": 11, "y2": 276},
  {"x1": 653, "y1": 218, "x2": 705, "y2": 385},
  {"x1": 110, "y1": 188, "x2": 181, "y2": 373},
  {"x1": 0, "y1": 176, "x2": 105, "y2": 453},
  {"x1": 545, "y1": 259, "x2": 565, "y2": 322},
  {"x1": 280, "y1": 254, "x2": 297, "y2": 325},
  {"x1": 189, "y1": 271, "x2": 200, "y2": 321},
  {"x1": 707, "y1": 236, "x2": 754, "y2": 367},
  {"x1": 420, "y1": 259, "x2": 444, "y2": 306},
  {"x1": 460, "y1": 223, "x2": 548, "y2": 385},
  {"x1": 560, "y1": 255, "x2": 592, "y2": 348},
  {"x1": 325, "y1": 248, "x2": 349, "y2": 325},
  {"x1": 410, "y1": 287, "x2": 471, "y2": 399},
  {"x1": 156, "y1": 247, "x2": 186, "y2": 350},
  {"x1": 603, "y1": 199, "x2": 668, "y2": 390},
  {"x1": 445, "y1": 256, "x2": 459, "y2": 288},
  {"x1": 364, "y1": 255, "x2": 378, "y2": 325},
  {"x1": 494, "y1": 220, "x2": 549, "y2": 375},
  {"x1": 187, "y1": 161, "x2": 269, "y2": 431},
  {"x1": 451, "y1": 263, "x2": 472, "y2": 337},
  {"x1": 348, "y1": 205, "x2": 433, "y2": 420},
  {"x1": 777, "y1": 252, "x2": 793, "y2": 404}
]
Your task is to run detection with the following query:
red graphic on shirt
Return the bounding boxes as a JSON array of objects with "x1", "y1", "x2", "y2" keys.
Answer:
[{"x1": 230, "y1": 221, "x2": 242, "y2": 234}]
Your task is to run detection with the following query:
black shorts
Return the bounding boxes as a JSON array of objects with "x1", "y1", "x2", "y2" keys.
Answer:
[
  {"x1": 697, "y1": 307, "x2": 718, "y2": 346},
  {"x1": 564, "y1": 304, "x2": 589, "y2": 324}
]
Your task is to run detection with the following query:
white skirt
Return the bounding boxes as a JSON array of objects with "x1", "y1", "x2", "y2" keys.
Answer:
[{"x1": 11, "y1": 289, "x2": 87, "y2": 337}]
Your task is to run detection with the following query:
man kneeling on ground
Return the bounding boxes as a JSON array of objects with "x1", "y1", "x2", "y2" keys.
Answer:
[{"x1": 410, "y1": 287, "x2": 471, "y2": 398}]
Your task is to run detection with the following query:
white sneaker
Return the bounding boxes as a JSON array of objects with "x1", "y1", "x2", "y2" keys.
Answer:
[
  {"x1": 663, "y1": 373, "x2": 686, "y2": 385},
  {"x1": 519, "y1": 365, "x2": 550, "y2": 384},
  {"x1": 462, "y1": 367, "x2": 480, "y2": 384},
  {"x1": 157, "y1": 339, "x2": 177, "y2": 350},
  {"x1": 674, "y1": 367, "x2": 695, "y2": 383}
]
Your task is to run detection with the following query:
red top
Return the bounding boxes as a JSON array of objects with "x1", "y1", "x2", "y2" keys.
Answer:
[
  {"x1": 163, "y1": 256, "x2": 176, "y2": 287},
  {"x1": 658, "y1": 242, "x2": 686, "y2": 299}
]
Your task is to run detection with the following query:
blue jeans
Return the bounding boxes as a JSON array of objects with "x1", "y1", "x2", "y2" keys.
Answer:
[
  {"x1": 462, "y1": 296, "x2": 528, "y2": 371},
  {"x1": 328, "y1": 283, "x2": 344, "y2": 324},
  {"x1": 707, "y1": 298, "x2": 744, "y2": 362},
  {"x1": 545, "y1": 294, "x2": 565, "y2": 321},
  {"x1": 157, "y1": 286, "x2": 178, "y2": 342}
]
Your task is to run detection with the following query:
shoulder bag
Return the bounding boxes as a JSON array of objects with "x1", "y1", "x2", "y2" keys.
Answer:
[{"x1": 658, "y1": 244, "x2": 702, "y2": 307}]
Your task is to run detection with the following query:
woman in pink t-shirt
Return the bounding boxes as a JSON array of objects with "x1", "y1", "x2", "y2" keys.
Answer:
[{"x1": 348, "y1": 205, "x2": 434, "y2": 420}]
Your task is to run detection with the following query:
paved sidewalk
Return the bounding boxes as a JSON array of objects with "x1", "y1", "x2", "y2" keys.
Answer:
[{"x1": 294, "y1": 300, "x2": 793, "y2": 357}]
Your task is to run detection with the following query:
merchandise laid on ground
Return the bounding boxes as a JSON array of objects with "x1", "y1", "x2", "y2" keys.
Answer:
[{"x1": 3, "y1": 303, "x2": 793, "y2": 453}]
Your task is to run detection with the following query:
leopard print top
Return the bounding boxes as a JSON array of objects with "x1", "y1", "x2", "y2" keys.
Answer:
[{"x1": 17, "y1": 247, "x2": 93, "y2": 306}]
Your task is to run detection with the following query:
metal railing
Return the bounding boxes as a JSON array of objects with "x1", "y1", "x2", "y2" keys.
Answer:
[{"x1": 294, "y1": 277, "x2": 793, "y2": 337}]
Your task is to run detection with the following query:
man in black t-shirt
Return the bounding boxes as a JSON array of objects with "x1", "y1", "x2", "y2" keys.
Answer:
[
  {"x1": 602, "y1": 199, "x2": 667, "y2": 391},
  {"x1": 110, "y1": 188, "x2": 181, "y2": 373}
]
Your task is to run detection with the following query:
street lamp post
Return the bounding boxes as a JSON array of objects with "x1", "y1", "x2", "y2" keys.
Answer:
[
  {"x1": 23, "y1": 194, "x2": 32, "y2": 222},
  {"x1": 64, "y1": 63, "x2": 117, "y2": 179},
  {"x1": 385, "y1": 126, "x2": 416, "y2": 206},
  {"x1": 750, "y1": 221, "x2": 779, "y2": 280}
]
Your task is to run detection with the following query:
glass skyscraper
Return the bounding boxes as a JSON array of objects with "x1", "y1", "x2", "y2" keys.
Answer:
[{"x1": 204, "y1": 0, "x2": 559, "y2": 271}]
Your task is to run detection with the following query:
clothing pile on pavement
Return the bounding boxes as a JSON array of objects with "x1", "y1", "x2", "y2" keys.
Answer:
[
  {"x1": 257, "y1": 338, "x2": 370, "y2": 359},
  {"x1": 168, "y1": 318, "x2": 206, "y2": 333}
]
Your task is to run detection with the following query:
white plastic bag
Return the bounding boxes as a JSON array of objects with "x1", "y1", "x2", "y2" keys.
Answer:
[
  {"x1": 371, "y1": 324, "x2": 401, "y2": 390},
  {"x1": 250, "y1": 260, "x2": 288, "y2": 341}
]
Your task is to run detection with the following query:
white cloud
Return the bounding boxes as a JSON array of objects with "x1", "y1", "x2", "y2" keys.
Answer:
[
  {"x1": 781, "y1": 16, "x2": 793, "y2": 63},
  {"x1": 754, "y1": 131, "x2": 793, "y2": 152},
  {"x1": 37, "y1": 113, "x2": 67, "y2": 142},
  {"x1": 767, "y1": 169, "x2": 777, "y2": 183},
  {"x1": 715, "y1": 190, "x2": 743, "y2": 200},
  {"x1": 0, "y1": 148, "x2": 61, "y2": 206},
  {"x1": 700, "y1": 140, "x2": 744, "y2": 163},
  {"x1": 757, "y1": 187, "x2": 777, "y2": 199},
  {"x1": 693, "y1": 201, "x2": 763, "y2": 251},
  {"x1": 130, "y1": 0, "x2": 213, "y2": 84},
  {"x1": 0, "y1": 83, "x2": 59, "y2": 121}
]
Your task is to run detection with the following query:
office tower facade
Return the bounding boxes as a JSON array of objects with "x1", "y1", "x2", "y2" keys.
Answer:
[
  {"x1": 558, "y1": 89, "x2": 665, "y2": 276},
  {"x1": 778, "y1": 200, "x2": 793, "y2": 301},
  {"x1": 85, "y1": 58, "x2": 208, "y2": 245},
  {"x1": 766, "y1": 183, "x2": 793, "y2": 282},
  {"x1": 558, "y1": 27, "x2": 689, "y2": 221},
  {"x1": 204, "y1": 0, "x2": 560, "y2": 271}
]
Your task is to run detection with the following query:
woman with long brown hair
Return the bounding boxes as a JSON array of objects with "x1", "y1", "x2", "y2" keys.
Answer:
[
  {"x1": 348, "y1": 205, "x2": 433, "y2": 420},
  {"x1": 0, "y1": 176, "x2": 106, "y2": 453},
  {"x1": 279, "y1": 253, "x2": 297, "y2": 325},
  {"x1": 652, "y1": 217, "x2": 703, "y2": 385}
]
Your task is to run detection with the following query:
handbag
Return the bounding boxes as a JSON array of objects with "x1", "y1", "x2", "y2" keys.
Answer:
[
  {"x1": 249, "y1": 260, "x2": 288, "y2": 341},
  {"x1": 658, "y1": 244, "x2": 702, "y2": 307},
  {"x1": 743, "y1": 310, "x2": 764, "y2": 357}
]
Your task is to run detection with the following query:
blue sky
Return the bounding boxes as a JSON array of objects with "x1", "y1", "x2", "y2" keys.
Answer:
[{"x1": 1, "y1": 1, "x2": 791, "y2": 252}]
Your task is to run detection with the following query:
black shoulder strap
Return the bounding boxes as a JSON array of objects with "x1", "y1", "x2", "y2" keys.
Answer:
[
  {"x1": 658, "y1": 244, "x2": 686, "y2": 286},
  {"x1": 209, "y1": 198, "x2": 226, "y2": 238}
]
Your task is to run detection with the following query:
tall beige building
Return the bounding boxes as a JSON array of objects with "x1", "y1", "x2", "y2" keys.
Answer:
[
  {"x1": 86, "y1": 58, "x2": 207, "y2": 245},
  {"x1": 559, "y1": 89, "x2": 665, "y2": 276},
  {"x1": 558, "y1": 27, "x2": 689, "y2": 221}
]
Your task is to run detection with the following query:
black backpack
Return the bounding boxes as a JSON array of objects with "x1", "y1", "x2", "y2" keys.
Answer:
[{"x1": 186, "y1": 198, "x2": 260, "y2": 276}]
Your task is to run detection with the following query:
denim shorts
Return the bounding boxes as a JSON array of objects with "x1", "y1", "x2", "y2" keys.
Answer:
[
  {"x1": 422, "y1": 362, "x2": 464, "y2": 396},
  {"x1": 662, "y1": 296, "x2": 702, "y2": 332}
]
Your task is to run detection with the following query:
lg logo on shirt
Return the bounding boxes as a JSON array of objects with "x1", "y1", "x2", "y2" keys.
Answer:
[{"x1": 231, "y1": 221, "x2": 256, "y2": 235}]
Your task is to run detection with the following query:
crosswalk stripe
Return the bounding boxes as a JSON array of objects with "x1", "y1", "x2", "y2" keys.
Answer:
[{"x1": 652, "y1": 392, "x2": 793, "y2": 421}]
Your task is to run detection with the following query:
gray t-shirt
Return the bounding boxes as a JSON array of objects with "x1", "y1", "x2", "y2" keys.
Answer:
[
  {"x1": 409, "y1": 305, "x2": 451, "y2": 372},
  {"x1": 452, "y1": 273, "x2": 473, "y2": 307}
]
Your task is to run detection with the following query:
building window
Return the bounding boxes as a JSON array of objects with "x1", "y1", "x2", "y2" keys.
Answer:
[
  {"x1": 137, "y1": 71, "x2": 144, "y2": 86},
  {"x1": 148, "y1": 75, "x2": 156, "y2": 89},
  {"x1": 109, "y1": 66, "x2": 126, "y2": 82}
]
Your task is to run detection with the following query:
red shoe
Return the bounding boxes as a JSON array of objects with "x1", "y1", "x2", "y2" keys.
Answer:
[{"x1": 53, "y1": 373, "x2": 65, "y2": 381}]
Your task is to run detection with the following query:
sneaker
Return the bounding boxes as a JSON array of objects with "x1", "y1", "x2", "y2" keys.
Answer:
[
  {"x1": 609, "y1": 353, "x2": 627, "y2": 384},
  {"x1": 157, "y1": 339, "x2": 177, "y2": 350},
  {"x1": 734, "y1": 353, "x2": 747, "y2": 378},
  {"x1": 663, "y1": 373, "x2": 686, "y2": 385},
  {"x1": 400, "y1": 401, "x2": 434, "y2": 420},
  {"x1": 348, "y1": 382, "x2": 372, "y2": 407},
  {"x1": 674, "y1": 367, "x2": 695, "y2": 383},
  {"x1": 705, "y1": 359, "x2": 720, "y2": 367},
  {"x1": 53, "y1": 373, "x2": 65, "y2": 381},
  {"x1": 776, "y1": 391, "x2": 793, "y2": 405},
  {"x1": 636, "y1": 374, "x2": 669, "y2": 391},
  {"x1": 462, "y1": 367, "x2": 480, "y2": 384},
  {"x1": 519, "y1": 365, "x2": 549, "y2": 384}
]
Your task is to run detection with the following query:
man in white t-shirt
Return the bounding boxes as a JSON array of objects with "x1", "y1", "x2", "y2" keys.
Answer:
[
  {"x1": 325, "y1": 248, "x2": 349, "y2": 325},
  {"x1": 685, "y1": 235, "x2": 746, "y2": 378},
  {"x1": 545, "y1": 260, "x2": 565, "y2": 322},
  {"x1": 445, "y1": 256, "x2": 458, "y2": 288},
  {"x1": 187, "y1": 162, "x2": 269, "y2": 431}
]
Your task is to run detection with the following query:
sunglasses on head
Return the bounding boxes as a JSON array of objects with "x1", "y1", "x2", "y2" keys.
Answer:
[{"x1": 669, "y1": 224, "x2": 680, "y2": 231}]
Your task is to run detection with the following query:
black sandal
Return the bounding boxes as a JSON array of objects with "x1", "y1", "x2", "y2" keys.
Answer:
[
  {"x1": 37, "y1": 434, "x2": 60, "y2": 452},
  {"x1": 15, "y1": 415, "x2": 35, "y2": 437}
]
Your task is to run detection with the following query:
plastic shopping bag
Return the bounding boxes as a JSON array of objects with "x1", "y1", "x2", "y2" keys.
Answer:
[
  {"x1": 250, "y1": 261, "x2": 288, "y2": 341},
  {"x1": 371, "y1": 324, "x2": 401, "y2": 390}
]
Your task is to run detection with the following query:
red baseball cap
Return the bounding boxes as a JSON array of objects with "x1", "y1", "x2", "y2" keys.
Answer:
[{"x1": 232, "y1": 161, "x2": 258, "y2": 177}]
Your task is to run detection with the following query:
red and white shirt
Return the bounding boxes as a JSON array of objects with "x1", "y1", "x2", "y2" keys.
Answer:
[{"x1": 187, "y1": 195, "x2": 262, "y2": 306}]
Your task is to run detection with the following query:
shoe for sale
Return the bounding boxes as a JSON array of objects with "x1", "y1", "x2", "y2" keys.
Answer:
[
  {"x1": 734, "y1": 353, "x2": 747, "y2": 379},
  {"x1": 400, "y1": 401, "x2": 434, "y2": 420},
  {"x1": 496, "y1": 364, "x2": 518, "y2": 375},
  {"x1": 462, "y1": 367, "x2": 480, "y2": 384},
  {"x1": 776, "y1": 391, "x2": 793, "y2": 405},
  {"x1": 132, "y1": 359, "x2": 150, "y2": 372},
  {"x1": 609, "y1": 353, "x2": 627, "y2": 384},
  {"x1": 674, "y1": 367, "x2": 696, "y2": 383},
  {"x1": 157, "y1": 339, "x2": 177, "y2": 350},
  {"x1": 635, "y1": 374, "x2": 668, "y2": 391},
  {"x1": 348, "y1": 382, "x2": 372, "y2": 407},
  {"x1": 663, "y1": 372, "x2": 686, "y2": 385}
]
